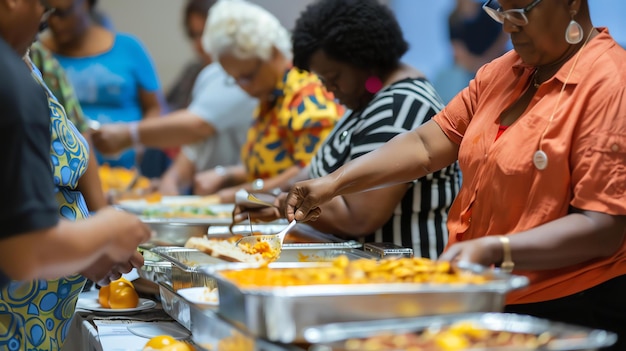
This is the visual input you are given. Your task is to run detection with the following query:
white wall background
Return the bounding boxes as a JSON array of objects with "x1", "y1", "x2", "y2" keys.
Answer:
[
  {"x1": 98, "y1": 0, "x2": 317, "y2": 92},
  {"x1": 99, "y1": 0, "x2": 624, "y2": 92}
]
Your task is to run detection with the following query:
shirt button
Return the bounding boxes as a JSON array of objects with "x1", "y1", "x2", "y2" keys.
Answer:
[{"x1": 611, "y1": 144, "x2": 620, "y2": 152}]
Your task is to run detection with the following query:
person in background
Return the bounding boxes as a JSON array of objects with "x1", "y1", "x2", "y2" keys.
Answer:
[
  {"x1": 285, "y1": 0, "x2": 626, "y2": 348},
  {"x1": 41, "y1": 0, "x2": 166, "y2": 173},
  {"x1": 166, "y1": 0, "x2": 215, "y2": 112},
  {"x1": 234, "y1": 0, "x2": 460, "y2": 258},
  {"x1": 91, "y1": 0, "x2": 257, "y2": 196},
  {"x1": 198, "y1": 0, "x2": 343, "y2": 203},
  {"x1": 434, "y1": 0, "x2": 509, "y2": 103},
  {"x1": 0, "y1": 2, "x2": 151, "y2": 349}
]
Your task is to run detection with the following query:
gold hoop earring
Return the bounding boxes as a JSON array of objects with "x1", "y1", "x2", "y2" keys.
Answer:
[{"x1": 565, "y1": 11, "x2": 583, "y2": 44}]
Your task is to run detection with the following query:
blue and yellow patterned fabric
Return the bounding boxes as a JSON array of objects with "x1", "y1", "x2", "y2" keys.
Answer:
[{"x1": 0, "y1": 59, "x2": 89, "y2": 351}]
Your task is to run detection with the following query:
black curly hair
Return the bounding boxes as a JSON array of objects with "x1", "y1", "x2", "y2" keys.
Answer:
[
  {"x1": 292, "y1": 0, "x2": 408, "y2": 75},
  {"x1": 184, "y1": 0, "x2": 216, "y2": 22}
]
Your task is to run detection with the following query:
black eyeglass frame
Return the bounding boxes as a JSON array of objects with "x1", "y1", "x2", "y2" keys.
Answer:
[{"x1": 482, "y1": 0, "x2": 543, "y2": 26}]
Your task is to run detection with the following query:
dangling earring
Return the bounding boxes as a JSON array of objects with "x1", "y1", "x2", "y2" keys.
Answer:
[
  {"x1": 565, "y1": 11, "x2": 583, "y2": 44},
  {"x1": 365, "y1": 76, "x2": 383, "y2": 94}
]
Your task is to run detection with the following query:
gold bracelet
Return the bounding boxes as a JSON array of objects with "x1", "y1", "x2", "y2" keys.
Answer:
[{"x1": 498, "y1": 236, "x2": 514, "y2": 273}]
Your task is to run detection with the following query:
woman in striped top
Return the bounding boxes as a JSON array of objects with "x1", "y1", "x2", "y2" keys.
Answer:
[{"x1": 235, "y1": 0, "x2": 461, "y2": 258}]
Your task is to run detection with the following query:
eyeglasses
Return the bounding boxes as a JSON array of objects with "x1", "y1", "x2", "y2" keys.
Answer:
[
  {"x1": 482, "y1": 0, "x2": 543, "y2": 27},
  {"x1": 39, "y1": 0, "x2": 56, "y2": 22},
  {"x1": 225, "y1": 60, "x2": 263, "y2": 87}
]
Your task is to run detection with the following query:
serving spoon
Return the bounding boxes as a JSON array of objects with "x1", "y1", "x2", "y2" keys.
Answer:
[{"x1": 235, "y1": 219, "x2": 298, "y2": 255}]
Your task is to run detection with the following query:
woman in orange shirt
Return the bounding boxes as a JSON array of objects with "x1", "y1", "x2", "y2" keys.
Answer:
[{"x1": 285, "y1": 0, "x2": 626, "y2": 348}]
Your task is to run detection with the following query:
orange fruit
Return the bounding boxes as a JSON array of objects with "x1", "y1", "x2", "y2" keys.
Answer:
[
  {"x1": 98, "y1": 285, "x2": 110, "y2": 308},
  {"x1": 143, "y1": 335, "x2": 177, "y2": 350},
  {"x1": 109, "y1": 284, "x2": 139, "y2": 309}
]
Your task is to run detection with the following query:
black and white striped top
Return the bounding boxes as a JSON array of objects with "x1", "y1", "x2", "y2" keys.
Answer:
[{"x1": 308, "y1": 78, "x2": 461, "y2": 259}]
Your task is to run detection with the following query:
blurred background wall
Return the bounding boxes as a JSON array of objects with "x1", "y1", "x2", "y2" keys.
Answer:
[
  {"x1": 98, "y1": 0, "x2": 318, "y2": 91},
  {"x1": 99, "y1": 0, "x2": 626, "y2": 92}
]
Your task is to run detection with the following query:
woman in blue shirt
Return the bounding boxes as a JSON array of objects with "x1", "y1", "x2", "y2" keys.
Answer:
[{"x1": 41, "y1": 0, "x2": 165, "y2": 169}]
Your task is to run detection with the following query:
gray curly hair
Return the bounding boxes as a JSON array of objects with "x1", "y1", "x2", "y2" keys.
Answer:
[{"x1": 202, "y1": 0, "x2": 292, "y2": 62}]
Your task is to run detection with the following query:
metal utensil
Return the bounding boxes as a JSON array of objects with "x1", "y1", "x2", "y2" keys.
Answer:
[
  {"x1": 234, "y1": 189, "x2": 277, "y2": 209},
  {"x1": 235, "y1": 219, "x2": 297, "y2": 253}
]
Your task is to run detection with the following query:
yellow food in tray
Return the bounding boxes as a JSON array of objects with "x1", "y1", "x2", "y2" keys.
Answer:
[
  {"x1": 220, "y1": 256, "x2": 489, "y2": 287},
  {"x1": 343, "y1": 321, "x2": 553, "y2": 351},
  {"x1": 99, "y1": 165, "x2": 161, "y2": 202}
]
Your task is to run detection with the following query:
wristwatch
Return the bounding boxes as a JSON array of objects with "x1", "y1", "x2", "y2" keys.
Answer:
[{"x1": 251, "y1": 178, "x2": 264, "y2": 191}]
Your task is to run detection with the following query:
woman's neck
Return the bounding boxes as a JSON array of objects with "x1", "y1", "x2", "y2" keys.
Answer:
[
  {"x1": 382, "y1": 63, "x2": 424, "y2": 87},
  {"x1": 56, "y1": 23, "x2": 97, "y2": 56},
  {"x1": 535, "y1": 26, "x2": 598, "y2": 84}
]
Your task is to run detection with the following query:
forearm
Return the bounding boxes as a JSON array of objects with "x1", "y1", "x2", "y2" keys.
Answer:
[
  {"x1": 0, "y1": 219, "x2": 113, "y2": 280},
  {"x1": 331, "y1": 121, "x2": 458, "y2": 198},
  {"x1": 138, "y1": 111, "x2": 215, "y2": 148},
  {"x1": 78, "y1": 136, "x2": 107, "y2": 210},
  {"x1": 160, "y1": 154, "x2": 196, "y2": 195},
  {"x1": 507, "y1": 210, "x2": 626, "y2": 270},
  {"x1": 309, "y1": 184, "x2": 409, "y2": 236},
  {"x1": 250, "y1": 166, "x2": 301, "y2": 192}
]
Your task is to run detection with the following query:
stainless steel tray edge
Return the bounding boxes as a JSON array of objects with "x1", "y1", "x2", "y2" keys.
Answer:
[
  {"x1": 303, "y1": 312, "x2": 618, "y2": 351},
  {"x1": 200, "y1": 263, "x2": 530, "y2": 343}
]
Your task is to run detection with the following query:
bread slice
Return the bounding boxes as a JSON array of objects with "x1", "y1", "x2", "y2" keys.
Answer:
[{"x1": 185, "y1": 237, "x2": 265, "y2": 263}]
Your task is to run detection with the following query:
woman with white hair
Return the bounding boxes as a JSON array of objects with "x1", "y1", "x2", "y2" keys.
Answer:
[{"x1": 194, "y1": 0, "x2": 344, "y2": 202}]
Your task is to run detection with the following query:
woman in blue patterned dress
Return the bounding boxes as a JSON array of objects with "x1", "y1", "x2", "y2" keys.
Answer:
[{"x1": 0, "y1": 58, "x2": 101, "y2": 351}]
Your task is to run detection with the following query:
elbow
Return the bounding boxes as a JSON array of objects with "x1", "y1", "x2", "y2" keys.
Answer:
[
  {"x1": 187, "y1": 119, "x2": 216, "y2": 144},
  {"x1": 344, "y1": 217, "x2": 386, "y2": 237}
]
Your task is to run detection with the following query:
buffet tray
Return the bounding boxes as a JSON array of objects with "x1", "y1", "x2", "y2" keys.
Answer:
[
  {"x1": 199, "y1": 262, "x2": 529, "y2": 343},
  {"x1": 303, "y1": 312, "x2": 617, "y2": 351},
  {"x1": 149, "y1": 246, "x2": 377, "y2": 289},
  {"x1": 159, "y1": 282, "x2": 303, "y2": 350},
  {"x1": 191, "y1": 304, "x2": 305, "y2": 351}
]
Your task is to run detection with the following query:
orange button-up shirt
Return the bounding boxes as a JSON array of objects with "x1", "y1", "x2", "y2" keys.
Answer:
[{"x1": 434, "y1": 28, "x2": 626, "y2": 304}]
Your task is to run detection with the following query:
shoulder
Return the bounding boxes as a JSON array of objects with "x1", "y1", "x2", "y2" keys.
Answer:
[
  {"x1": 281, "y1": 68, "x2": 325, "y2": 98},
  {"x1": 363, "y1": 78, "x2": 444, "y2": 118},
  {"x1": 113, "y1": 32, "x2": 151, "y2": 54}
]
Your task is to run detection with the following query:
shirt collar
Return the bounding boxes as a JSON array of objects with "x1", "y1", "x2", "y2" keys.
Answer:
[{"x1": 511, "y1": 27, "x2": 612, "y2": 85}]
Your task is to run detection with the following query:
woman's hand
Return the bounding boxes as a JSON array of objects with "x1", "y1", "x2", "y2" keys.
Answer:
[
  {"x1": 233, "y1": 192, "x2": 286, "y2": 223},
  {"x1": 92, "y1": 123, "x2": 133, "y2": 155},
  {"x1": 193, "y1": 169, "x2": 226, "y2": 195},
  {"x1": 285, "y1": 176, "x2": 337, "y2": 222},
  {"x1": 438, "y1": 235, "x2": 503, "y2": 268}
]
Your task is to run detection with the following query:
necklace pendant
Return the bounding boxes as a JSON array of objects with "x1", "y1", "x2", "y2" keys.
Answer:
[{"x1": 533, "y1": 150, "x2": 548, "y2": 170}]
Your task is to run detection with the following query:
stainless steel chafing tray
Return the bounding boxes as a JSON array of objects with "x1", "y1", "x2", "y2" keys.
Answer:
[
  {"x1": 150, "y1": 247, "x2": 224, "y2": 290},
  {"x1": 191, "y1": 305, "x2": 305, "y2": 351},
  {"x1": 303, "y1": 312, "x2": 617, "y2": 351},
  {"x1": 199, "y1": 262, "x2": 529, "y2": 343}
]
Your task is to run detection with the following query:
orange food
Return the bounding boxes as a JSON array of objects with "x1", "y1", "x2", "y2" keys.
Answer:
[
  {"x1": 221, "y1": 256, "x2": 489, "y2": 287},
  {"x1": 143, "y1": 336, "x2": 195, "y2": 351},
  {"x1": 99, "y1": 278, "x2": 139, "y2": 309},
  {"x1": 239, "y1": 241, "x2": 280, "y2": 261},
  {"x1": 144, "y1": 335, "x2": 177, "y2": 349}
]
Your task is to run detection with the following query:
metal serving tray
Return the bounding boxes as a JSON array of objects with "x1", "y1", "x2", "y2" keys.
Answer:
[
  {"x1": 200, "y1": 262, "x2": 529, "y2": 343},
  {"x1": 304, "y1": 312, "x2": 617, "y2": 351},
  {"x1": 159, "y1": 282, "x2": 303, "y2": 350},
  {"x1": 149, "y1": 245, "x2": 376, "y2": 289},
  {"x1": 150, "y1": 247, "x2": 224, "y2": 290},
  {"x1": 191, "y1": 306, "x2": 305, "y2": 351}
]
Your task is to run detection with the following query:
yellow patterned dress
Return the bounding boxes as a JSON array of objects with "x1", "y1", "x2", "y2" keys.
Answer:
[
  {"x1": 0, "y1": 60, "x2": 89, "y2": 351},
  {"x1": 241, "y1": 68, "x2": 343, "y2": 180}
]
